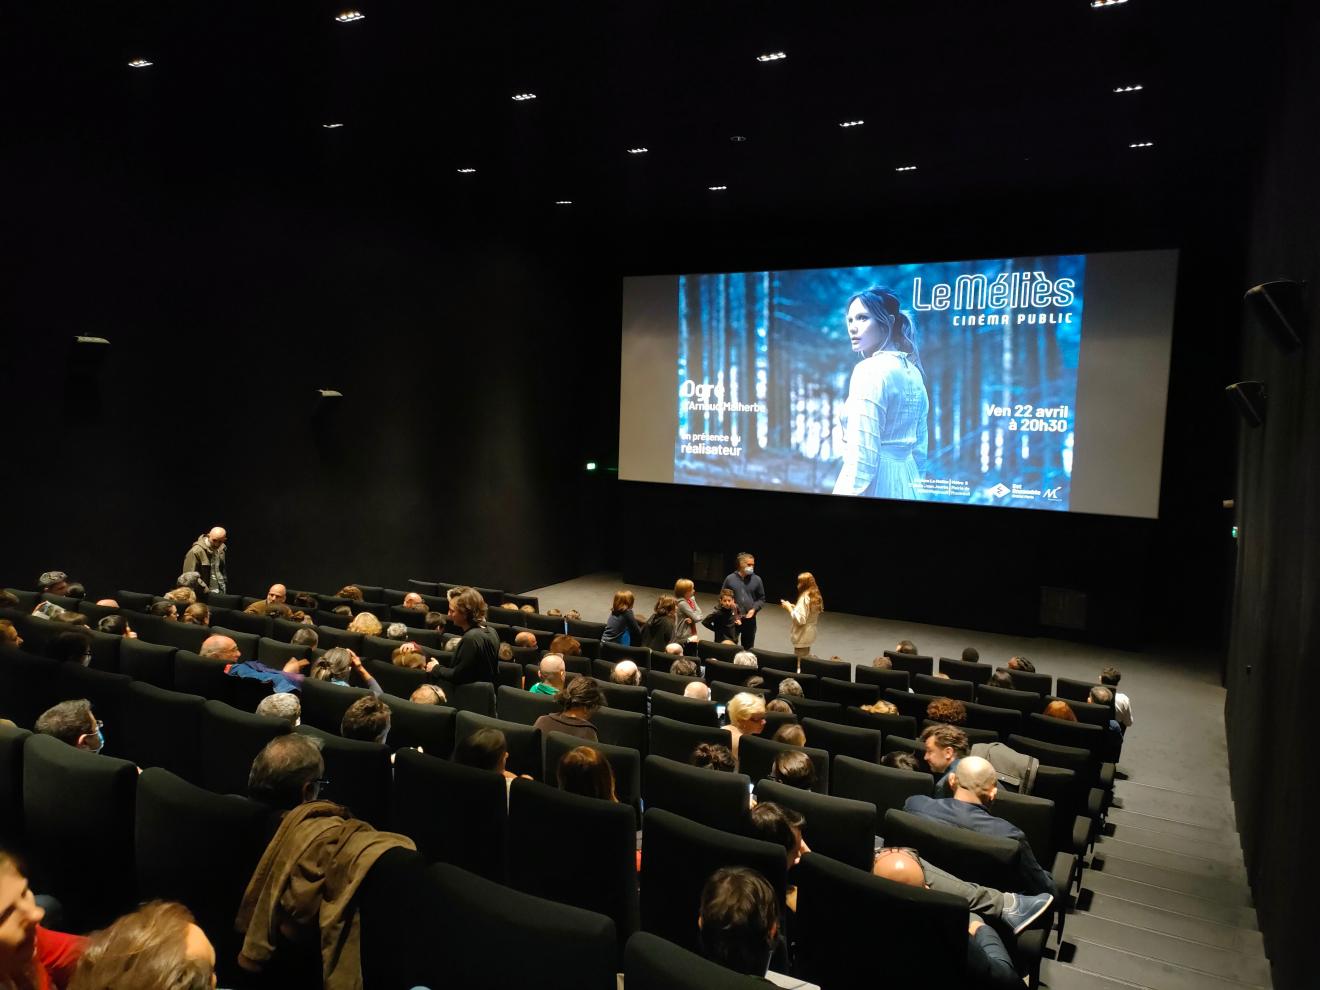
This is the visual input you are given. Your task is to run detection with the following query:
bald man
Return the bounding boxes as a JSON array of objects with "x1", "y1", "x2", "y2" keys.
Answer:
[
  {"x1": 402, "y1": 592, "x2": 426, "y2": 610},
  {"x1": 610, "y1": 659, "x2": 641, "y2": 686},
  {"x1": 684, "y1": 680, "x2": 712, "y2": 701},
  {"x1": 531, "y1": 654, "x2": 565, "y2": 696},
  {"x1": 903, "y1": 756, "x2": 1056, "y2": 895},
  {"x1": 513, "y1": 631, "x2": 538, "y2": 649},
  {"x1": 200, "y1": 634, "x2": 241, "y2": 663},
  {"x1": 182, "y1": 527, "x2": 228, "y2": 594},
  {"x1": 873, "y1": 848, "x2": 1025, "y2": 988},
  {"x1": 266, "y1": 584, "x2": 287, "y2": 605}
]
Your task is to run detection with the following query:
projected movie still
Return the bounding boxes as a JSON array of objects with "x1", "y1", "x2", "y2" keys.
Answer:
[{"x1": 620, "y1": 250, "x2": 1177, "y2": 518}]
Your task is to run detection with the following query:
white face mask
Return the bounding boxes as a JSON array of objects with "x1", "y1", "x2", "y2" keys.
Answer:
[{"x1": 743, "y1": 566, "x2": 754, "y2": 576}]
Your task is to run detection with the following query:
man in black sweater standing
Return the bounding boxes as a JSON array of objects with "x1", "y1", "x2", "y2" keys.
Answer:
[
  {"x1": 445, "y1": 587, "x2": 501, "y2": 686},
  {"x1": 723, "y1": 551, "x2": 766, "y2": 649}
]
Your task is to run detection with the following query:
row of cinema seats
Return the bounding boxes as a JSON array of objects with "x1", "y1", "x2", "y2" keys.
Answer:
[{"x1": 1, "y1": 595, "x2": 1109, "y2": 987}]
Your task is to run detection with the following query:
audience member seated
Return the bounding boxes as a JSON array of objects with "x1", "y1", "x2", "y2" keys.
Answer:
[
  {"x1": 423, "y1": 611, "x2": 445, "y2": 631},
  {"x1": 602, "y1": 591, "x2": 641, "y2": 646},
  {"x1": 347, "y1": 612, "x2": 382, "y2": 636},
  {"x1": 498, "y1": 643, "x2": 516, "y2": 662},
  {"x1": 201, "y1": 634, "x2": 241, "y2": 663},
  {"x1": 1042, "y1": 700, "x2": 1077, "y2": 722},
  {"x1": 52, "y1": 612, "x2": 90, "y2": 628},
  {"x1": 95, "y1": 615, "x2": 137, "y2": 639},
  {"x1": 264, "y1": 584, "x2": 287, "y2": 606},
  {"x1": 454, "y1": 728, "x2": 526, "y2": 795},
  {"x1": 733, "y1": 651, "x2": 759, "y2": 668},
  {"x1": 880, "y1": 751, "x2": 921, "y2": 771},
  {"x1": 921, "y1": 724, "x2": 1038, "y2": 798},
  {"x1": 777, "y1": 678, "x2": 804, "y2": 699},
  {"x1": 1088, "y1": 685, "x2": 1125, "y2": 748},
  {"x1": 698, "y1": 867, "x2": 780, "y2": 978},
  {"x1": 557, "y1": 746, "x2": 618, "y2": 802},
  {"x1": 546, "y1": 608, "x2": 563, "y2": 618},
  {"x1": 256, "y1": 693, "x2": 301, "y2": 726},
  {"x1": 409, "y1": 683, "x2": 448, "y2": 706},
  {"x1": 0, "y1": 620, "x2": 21, "y2": 648},
  {"x1": 927, "y1": 697, "x2": 967, "y2": 726},
  {"x1": 225, "y1": 638, "x2": 312, "y2": 695},
  {"x1": 770, "y1": 749, "x2": 816, "y2": 790},
  {"x1": 962, "y1": 647, "x2": 980, "y2": 663},
  {"x1": 745, "y1": 675, "x2": 766, "y2": 692},
  {"x1": 247, "y1": 734, "x2": 325, "y2": 812},
  {"x1": 548, "y1": 634, "x2": 581, "y2": 657},
  {"x1": 0, "y1": 592, "x2": 20, "y2": 610},
  {"x1": 336, "y1": 585, "x2": 364, "y2": 603},
  {"x1": 533, "y1": 676, "x2": 602, "y2": 742},
  {"x1": 639, "y1": 595, "x2": 682, "y2": 651},
  {"x1": 391, "y1": 646, "x2": 428, "y2": 671},
  {"x1": 69, "y1": 900, "x2": 214, "y2": 990},
  {"x1": 0, "y1": 850, "x2": 85, "y2": 989},
  {"x1": 331, "y1": 605, "x2": 353, "y2": 618},
  {"x1": 684, "y1": 681, "x2": 712, "y2": 701},
  {"x1": 988, "y1": 669, "x2": 1014, "y2": 689},
  {"x1": 182, "y1": 603, "x2": 210, "y2": 626},
  {"x1": 50, "y1": 630, "x2": 95, "y2": 667},
  {"x1": 564, "y1": 609, "x2": 582, "y2": 622},
  {"x1": 35, "y1": 700, "x2": 104, "y2": 752},
  {"x1": 340, "y1": 696, "x2": 391, "y2": 744},
  {"x1": 904, "y1": 756, "x2": 1056, "y2": 895},
  {"x1": 163, "y1": 587, "x2": 197, "y2": 605},
  {"x1": 446, "y1": 588, "x2": 500, "y2": 686},
  {"x1": 861, "y1": 698, "x2": 899, "y2": 716},
  {"x1": 664, "y1": 643, "x2": 684, "y2": 657},
  {"x1": 513, "y1": 631, "x2": 538, "y2": 649},
  {"x1": 773, "y1": 724, "x2": 807, "y2": 747},
  {"x1": 381, "y1": 623, "x2": 406, "y2": 640},
  {"x1": 895, "y1": 640, "x2": 918, "y2": 655},
  {"x1": 1100, "y1": 666, "x2": 1133, "y2": 730},
  {"x1": 669, "y1": 658, "x2": 699, "y2": 677},
  {"x1": 690, "y1": 743, "x2": 736, "y2": 773},
  {"x1": 1007, "y1": 656, "x2": 1034, "y2": 673},
  {"x1": 610, "y1": 659, "x2": 642, "y2": 686},
  {"x1": 309, "y1": 648, "x2": 382, "y2": 697},
  {"x1": 724, "y1": 692, "x2": 767, "y2": 762},
  {"x1": 148, "y1": 601, "x2": 179, "y2": 621},
  {"x1": 401, "y1": 592, "x2": 426, "y2": 611},
  {"x1": 871, "y1": 656, "x2": 892, "y2": 669},
  {"x1": 290, "y1": 627, "x2": 318, "y2": 650},
  {"x1": 531, "y1": 655, "x2": 565, "y2": 696},
  {"x1": 291, "y1": 592, "x2": 318, "y2": 613},
  {"x1": 39, "y1": 571, "x2": 71, "y2": 595}
]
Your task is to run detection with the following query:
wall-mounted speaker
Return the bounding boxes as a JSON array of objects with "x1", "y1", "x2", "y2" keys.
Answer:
[
  {"x1": 1244, "y1": 280, "x2": 1306, "y2": 351},
  {"x1": 1225, "y1": 380, "x2": 1267, "y2": 428}
]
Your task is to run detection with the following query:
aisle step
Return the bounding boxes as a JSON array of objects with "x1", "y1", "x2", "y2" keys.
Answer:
[
  {"x1": 1083, "y1": 891, "x2": 1264, "y2": 954},
  {"x1": 1106, "y1": 807, "x2": 1241, "y2": 845},
  {"x1": 1064, "y1": 915, "x2": 1269, "y2": 986},
  {"x1": 1063, "y1": 936, "x2": 1267, "y2": 990},
  {"x1": 1111, "y1": 781, "x2": 1236, "y2": 831},
  {"x1": 1102, "y1": 820, "x2": 1244, "y2": 862},
  {"x1": 1040, "y1": 958, "x2": 1146, "y2": 990},
  {"x1": 1081, "y1": 871, "x2": 1258, "y2": 928},
  {"x1": 1091, "y1": 853, "x2": 1254, "y2": 905},
  {"x1": 1095, "y1": 836, "x2": 1248, "y2": 883}
]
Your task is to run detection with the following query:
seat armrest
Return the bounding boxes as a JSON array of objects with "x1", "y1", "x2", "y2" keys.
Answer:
[
  {"x1": 1098, "y1": 762, "x2": 1115, "y2": 789},
  {"x1": 1086, "y1": 787, "x2": 1106, "y2": 820},
  {"x1": 1070, "y1": 815, "x2": 1091, "y2": 854}
]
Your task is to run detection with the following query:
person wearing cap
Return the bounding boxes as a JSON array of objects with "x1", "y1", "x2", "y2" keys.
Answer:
[
  {"x1": 38, "y1": 571, "x2": 70, "y2": 595},
  {"x1": 182, "y1": 527, "x2": 228, "y2": 594}
]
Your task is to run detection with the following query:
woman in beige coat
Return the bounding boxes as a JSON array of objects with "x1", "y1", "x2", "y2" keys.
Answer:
[{"x1": 780, "y1": 572, "x2": 824, "y2": 660}]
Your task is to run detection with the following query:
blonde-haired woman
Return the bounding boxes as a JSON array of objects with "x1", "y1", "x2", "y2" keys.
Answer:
[
  {"x1": 724, "y1": 692, "x2": 767, "y2": 763},
  {"x1": 673, "y1": 578, "x2": 703, "y2": 642},
  {"x1": 780, "y1": 572, "x2": 824, "y2": 661},
  {"x1": 347, "y1": 611, "x2": 382, "y2": 636}
]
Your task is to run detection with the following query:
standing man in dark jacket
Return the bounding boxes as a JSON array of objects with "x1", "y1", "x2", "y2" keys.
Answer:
[
  {"x1": 444, "y1": 587, "x2": 500, "y2": 686},
  {"x1": 723, "y1": 552, "x2": 765, "y2": 649},
  {"x1": 182, "y1": 527, "x2": 228, "y2": 595}
]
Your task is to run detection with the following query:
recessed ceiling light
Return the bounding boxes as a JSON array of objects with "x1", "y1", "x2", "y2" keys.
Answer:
[
  {"x1": 1090, "y1": 0, "x2": 1128, "y2": 7},
  {"x1": 555, "y1": 200, "x2": 573, "y2": 205},
  {"x1": 839, "y1": 120, "x2": 864, "y2": 128},
  {"x1": 756, "y1": 51, "x2": 787, "y2": 62},
  {"x1": 626, "y1": 147, "x2": 649, "y2": 155},
  {"x1": 895, "y1": 165, "x2": 918, "y2": 172},
  {"x1": 1129, "y1": 141, "x2": 1154, "y2": 148},
  {"x1": 334, "y1": 11, "x2": 365, "y2": 23},
  {"x1": 128, "y1": 58, "x2": 153, "y2": 68},
  {"x1": 730, "y1": 135, "x2": 747, "y2": 143},
  {"x1": 708, "y1": 185, "x2": 728, "y2": 191},
  {"x1": 322, "y1": 122, "x2": 344, "y2": 129},
  {"x1": 1113, "y1": 84, "x2": 1144, "y2": 93},
  {"x1": 456, "y1": 167, "x2": 477, "y2": 173},
  {"x1": 512, "y1": 93, "x2": 537, "y2": 102}
]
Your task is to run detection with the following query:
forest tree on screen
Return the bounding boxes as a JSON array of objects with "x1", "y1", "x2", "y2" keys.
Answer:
[{"x1": 674, "y1": 255, "x2": 1084, "y2": 509}]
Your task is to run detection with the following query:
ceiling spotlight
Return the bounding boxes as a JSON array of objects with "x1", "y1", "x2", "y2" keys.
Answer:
[
  {"x1": 1113, "y1": 84, "x2": 1144, "y2": 93},
  {"x1": 756, "y1": 51, "x2": 787, "y2": 62},
  {"x1": 127, "y1": 58, "x2": 153, "y2": 68},
  {"x1": 456, "y1": 167, "x2": 477, "y2": 173},
  {"x1": 1090, "y1": 0, "x2": 1128, "y2": 6},
  {"x1": 555, "y1": 200, "x2": 573, "y2": 205},
  {"x1": 626, "y1": 147, "x2": 649, "y2": 155},
  {"x1": 730, "y1": 135, "x2": 747, "y2": 143},
  {"x1": 708, "y1": 185, "x2": 728, "y2": 191},
  {"x1": 334, "y1": 11, "x2": 365, "y2": 22},
  {"x1": 839, "y1": 120, "x2": 864, "y2": 128},
  {"x1": 895, "y1": 165, "x2": 918, "y2": 172},
  {"x1": 322, "y1": 122, "x2": 344, "y2": 129},
  {"x1": 1128, "y1": 141, "x2": 1154, "y2": 148},
  {"x1": 511, "y1": 92, "x2": 537, "y2": 102}
]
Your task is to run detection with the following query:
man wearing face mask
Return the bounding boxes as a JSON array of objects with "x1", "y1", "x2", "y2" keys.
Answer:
[
  {"x1": 182, "y1": 526, "x2": 228, "y2": 595},
  {"x1": 34, "y1": 699, "x2": 106, "y2": 753},
  {"x1": 722, "y1": 552, "x2": 766, "y2": 649},
  {"x1": 904, "y1": 756, "x2": 1056, "y2": 896}
]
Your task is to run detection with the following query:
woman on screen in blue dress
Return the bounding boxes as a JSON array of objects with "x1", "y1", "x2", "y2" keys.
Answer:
[{"x1": 832, "y1": 286, "x2": 930, "y2": 499}]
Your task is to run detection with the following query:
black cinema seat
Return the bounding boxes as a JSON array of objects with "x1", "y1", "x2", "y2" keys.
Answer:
[
  {"x1": 624, "y1": 931, "x2": 765, "y2": 990},
  {"x1": 801, "y1": 717, "x2": 883, "y2": 763},
  {"x1": 295, "y1": 724, "x2": 392, "y2": 827},
  {"x1": 648, "y1": 715, "x2": 728, "y2": 765},
  {"x1": 736, "y1": 734, "x2": 830, "y2": 793},
  {"x1": 938, "y1": 656, "x2": 994, "y2": 684},
  {"x1": 649, "y1": 690, "x2": 720, "y2": 727},
  {"x1": 120, "y1": 681, "x2": 205, "y2": 782},
  {"x1": 641, "y1": 755, "x2": 751, "y2": 837},
  {"x1": 753, "y1": 778, "x2": 878, "y2": 871},
  {"x1": 391, "y1": 748, "x2": 507, "y2": 880},
  {"x1": 854, "y1": 665, "x2": 911, "y2": 692},
  {"x1": 831, "y1": 754, "x2": 934, "y2": 819},
  {"x1": 913, "y1": 672, "x2": 975, "y2": 701},
  {"x1": 199, "y1": 700, "x2": 292, "y2": 796},
  {"x1": 385, "y1": 697, "x2": 457, "y2": 757},
  {"x1": 454, "y1": 711, "x2": 542, "y2": 779},
  {"x1": 542, "y1": 731, "x2": 642, "y2": 817}
]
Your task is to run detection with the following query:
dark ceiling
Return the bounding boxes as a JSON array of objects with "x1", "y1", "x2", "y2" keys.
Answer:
[{"x1": 5, "y1": 1, "x2": 1265, "y2": 228}]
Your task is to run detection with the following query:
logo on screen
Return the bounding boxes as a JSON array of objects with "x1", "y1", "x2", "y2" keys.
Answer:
[{"x1": 989, "y1": 483, "x2": 1010, "y2": 498}]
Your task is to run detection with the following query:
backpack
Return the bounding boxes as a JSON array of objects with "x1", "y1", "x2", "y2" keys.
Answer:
[{"x1": 972, "y1": 742, "x2": 1039, "y2": 795}]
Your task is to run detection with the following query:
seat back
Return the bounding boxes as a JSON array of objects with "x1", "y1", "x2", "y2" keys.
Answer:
[
  {"x1": 842, "y1": 707, "x2": 918, "y2": 740},
  {"x1": 800, "y1": 718, "x2": 882, "y2": 763},
  {"x1": 567, "y1": 618, "x2": 608, "y2": 640},
  {"x1": 0, "y1": 647, "x2": 60, "y2": 728},
  {"x1": 913, "y1": 673, "x2": 975, "y2": 701},
  {"x1": 294, "y1": 724, "x2": 392, "y2": 826},
  {"x1": 256, "y1": 636, "x2": 309, "y2": 666},
  {"x1": 199, "y1": 700, "x2": 291, "y2": 795},
  {"x1": 782, "y1": 694, "x2": 846, "y2": 722},
  {"x1": 794, "y1": 852, "x2": 967, "y2": 990},
  {"x1": 1023, "y1": 713, "x2": 1105, "y2": 758},
  {"x1": 750, "y1": 647, "x2": 798, "y2": 672},
  {"x1": 1056, "y1": 676, "x2": 1105, "y2": 705},
  {"x1": 56, "y1": 662, "x2": 131, "y2": 738},
  {"x1": 172, "y1": 651, "x2": 235, "y2": 704},
  {"x1": 153, "y1": 620, "x2": 210, "y2": 653},
  {"x1": 385, "y1": 697, "x2": 457, "y2": 757},
  {"x1": 0, "y1": 724, "x2": 30, "y2": 849},
  {"x1": 882, "y1": 808, "x2": 1022, "y2": 892},
  {"x1": 817, "y1": 676, "x2": 881, "y2": 707},
  {"x1": 831, "y1": 754, "x2": 933, "y2": 818},
  {"x1": 976, "y1": 683, "x2": 1044, "y2": 716},
  {"x1": 639, "y1": 807, "x2": 786, "y2": 954},
  {"x1": 938, "y1": 656, "x2": 993, "y2": 684},
  {"x1": 120, "y1": 681, "x2": 205, "y2": 781},
  {"x1": 710, "y1": 680, "x2": 765, "y2": 705},
  {"x1": 135, "y1": 768, "x2": 276, "y2": 987},
  {"x1": 798, "y1": 656, "x2": 851, "y2": 681},
  {"x1": 601, "y1": 641, "x2": 648, "y2": 664},
  {"x1": 696, "y1": 640, "x2": 741, "y2": 662},
  {"x1": 543, "y1": 732, "x2": 642, "y2": 817},
  {"x1": 496, "y1": 684, "x2": 559, "y2": 725},
  {"x1": 314, "y1": 626, "x2": 364, "y2": 652},
  {"x1": 301, "y1": 677, "x2": 369, "y2": 733},
  {"x1": 884, "y1": 688, "x2": 940, "y2": 719},
  {"x1": 593, "y1": 707, "x2": 648, "y2": 754},
  {"x1": 736, "y1": 734, "x2": 829, "y2": 794},
  {"x1": 853, "y1": 665, "x2": 911, "y2": 692},
  {"x1": 1009, "y1": 669, "x2": 1054, "y2": 696},
  {"x1": 992, "y1": 789, "x2": 1057, "y2": 862},
  {"x1": 624, "y1": 931, "x2": 766, "y2": 990},
  {"x1": 648, "y1": 715, "x2": 728, "y2": 764},
  {"x1": 363, "y1": 658, "x2": 430, "y2": 699},
  {"x1": 390, "y1": 748, "x2": 507, "y2": 880},
  {"x1": 23, "y1": 733, "x2": 138, "y2": 929},
  {"x1": 884, "y1": 651, "x2": 934, "y2": 676},
  {"x1": 701, "y1": 657, "x2": 752, "y2": 686},
  {"x1": 645, "y1": 668, "x2": 705, "y2": 698},
  {"x1": 118, "y1": 637, "x2": 176, "y2": 688},
  {"x1": 962, "y1": 701, "x2": 1023, "y2": 740},
  {"x1": 649, "y1": 690, "x2": 719, "y2": 727},
  {"x1": 449, "y1": 681, "x2": 497, "y2": 716},
  {"x1": 455, "y1": 711, "x2": 543, "y2": 779},
  {"x1": 641, "y1": 755, "x2": 750, "y2": 836},
  {"x1": 599, "y1": 679, "x2": 649, "y2": 714},
  {"x1": 1045, "y1": 695, "x2": 1112, "y2": 727},
  {"x1": 753, "y1": 778, "x2": 877, "y2": 871},
  {"x1": 508, "y1": 778, "x2": 639, "y2": 941}
]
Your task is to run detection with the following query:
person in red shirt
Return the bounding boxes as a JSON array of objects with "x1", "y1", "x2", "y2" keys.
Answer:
[{"x1": 0, "y1": 852, "x2": 85, "y2": 990}]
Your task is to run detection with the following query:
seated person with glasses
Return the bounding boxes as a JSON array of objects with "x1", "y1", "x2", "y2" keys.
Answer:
[{"x1": 34, "y1": 699, "x2": 106, "y2": 753}]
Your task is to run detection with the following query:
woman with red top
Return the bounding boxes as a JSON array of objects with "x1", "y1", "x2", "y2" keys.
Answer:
[{"x1": 0, "y1": 852, "x2": 85, "y2": 990}]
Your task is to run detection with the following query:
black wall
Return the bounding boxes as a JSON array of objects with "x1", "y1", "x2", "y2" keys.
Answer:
[{"x1": 1225, "y1": 3, "x2": 1320, "y2": 986}]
